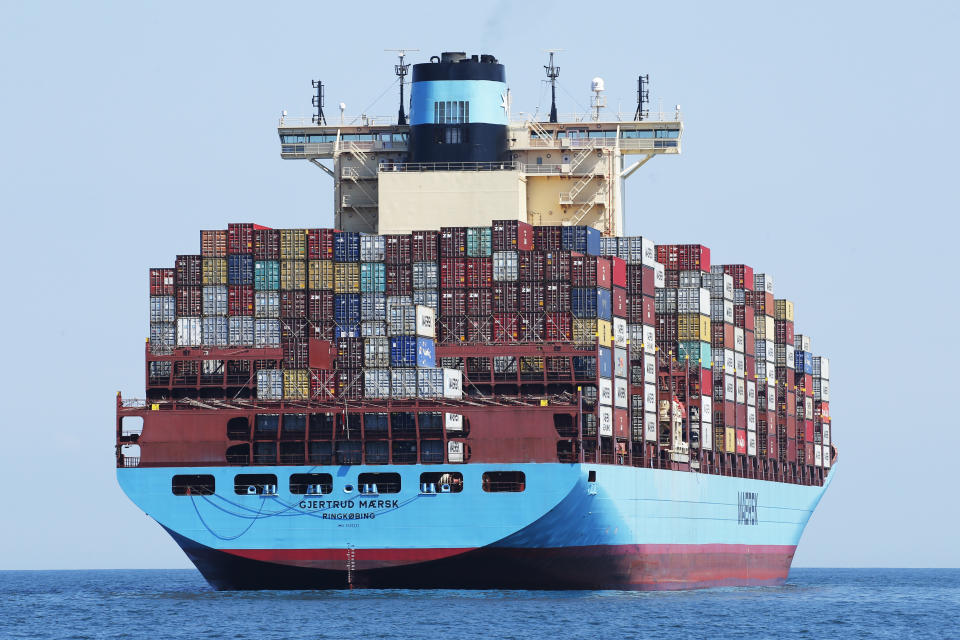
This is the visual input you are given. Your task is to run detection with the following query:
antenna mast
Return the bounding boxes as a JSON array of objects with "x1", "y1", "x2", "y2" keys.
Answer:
[
  {"x1": 386, "y1": 49, "x2": 419, "y2": 125},
  {"x1": 544, "y1": 49, "x2": 562, "y2": 123},
  {"x1": 635, "y1": 74, "x2": 650, "y2": 121},
  {"x1": 311, "y1": 79, "x2": 326, "y2": 125}
]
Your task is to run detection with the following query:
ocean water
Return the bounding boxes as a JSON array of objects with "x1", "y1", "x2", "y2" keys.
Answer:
[{"x1": 1, "y1": 569, "x2": 957, "y2": 639}]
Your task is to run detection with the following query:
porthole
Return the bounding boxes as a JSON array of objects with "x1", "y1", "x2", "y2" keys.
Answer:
[{"x1": 343, "y1": 484, "x2": 355, "y2": 494}]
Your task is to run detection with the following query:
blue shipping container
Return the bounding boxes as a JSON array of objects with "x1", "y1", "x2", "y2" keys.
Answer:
[
  {"x1": 389, "y1": 336, "x2": 436, "y2": 368},
  {"x1": 416, "y1": 337, "x2": 436, "y2": 367},
  {"x1": 598, "y1": 346, "x2": 613, "y2": 378},
  {"x1": 334, "y1": 232, "x2": 360, "y2": 263},
  {"x1": 335, "y1": 324, "x2": 361, "y2": 338},
  {"x1": 561, "y1": 226, "x2": 601, "y2": 256},
  {"x1": 571, "y1": 287, "x2": 612, "y2": 320},
  {"x1": 227, "y1": 254, "x2": 254, "y2": 286},
  {"x1": 334, "y1": 293, "x2": 361, "y2": 325},
  {"x1": 794, "y1": 350, "x2": 814, "y2": 375}
]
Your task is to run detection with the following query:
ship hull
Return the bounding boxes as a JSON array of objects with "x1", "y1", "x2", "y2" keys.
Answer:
[{"x1": 120, "y1": 463, "x2": 831, "y2": 590}]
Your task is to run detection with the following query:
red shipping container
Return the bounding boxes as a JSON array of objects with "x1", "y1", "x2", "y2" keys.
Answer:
[
  {"x1": 385, "y1": 234, "x2": 412, "y2": 265},
  {"x1": 736, "y1": 429, "x2": 747, "y2": 454},
  {"x1": 744, "y1": 331, "x2": 755, "y2": 357},
  {"x1": 643, "y1": 296, "x2": 655, "y2": 324},
  {"x1": 801, "y1": 373, "x2": 813, "y2": 391},
  {"x1": 744, "y1": 355, "x2": 756, "y2": 378},
  {"x1": 610, "y1": 256, "x2": 626, "y2": 288},
  {"x1": 492, "y1": 219, "x2": 533, "y2": 251},
  {"x1": 543, "y1": 282, "x2": 571, "y2": 313},
  {"x1": 307, "y1": 228, "x2": 335, "y2": 260},
  {"x1": 201, "y1": 230, "x2": 228, "y2": 257},
  {"x1": 336, "y1": 371, "x2": 363, "y2": 400},
  {"x1": 465, "y1": 258, "x2": 492, "y2": 288},
  {"x1": 335, "y1": 337, "x2": 364, "y2": 369},
  {"x1": 411, "y1": 230, "x2": 440, "y2": 262},
  {"x1": 571, "y1": 255, "x2": 611, "y2": 288},
  {"x1": 702, "y1": 369, "x2": 713, "y2": 400},
  {"x1": 786, "y1": 391, "x2": 796, "y2": 415},
  {"x1": 734, "y1": 305, "x2": 756, "y2": 331},
  {"x1": 664, "y1": 269, "x2": 680, "y2": 289},
  {"x1": 309, "y1": 321, "x2": 335, "y2": 342},
  {"x1": 678, "y1": 244, "x2": 711, "y2": 272},
  {"x1": 612, "y1": 287, "x2": 627, "y2": 318},
  {"x1": 175, "y1": 255, "x2": 202, "y2": 286},
  {"x1": 626, "y1": 295, "x2": 644, "y2": 324},
  {"x1": 745, "y1": 290, "x2": 774, "y2": 315},
  {"x1": 465, "y1": 316, "x2": 492, "y2": 342},
  {"x1": 544, "y1": 251, "x2": 572, "y2": 282},
  {"x1": 308, "y1": 339, "x2": 336, "y2": 370},
  {"x1": 176, "y1": 285, "x2": 202, "y2": 316},
  {"x1": 228, "y1": 285, "x2": 254, "y2": 316},
  {"x1": 614, "y1": 409, "x2": 629, "y2": 439},
  {"x1": 519, "y1": 252, "x2": 545, "y2": 282},
  {"x1": 805, "y1": 419, "x2": 814, "y2": 442},
  {"x1": 493, "y1": 313, "x2": 519, "y2": 342},
  {"x1": 466, "y1": 289, "x2": 492, "y2": 315},
  {"x1": 308, "y1": 290, "x2": 334, "y2": 321},
  {"x1": 438, "y1": 316, "x2": 467, "y2": 343},
  {"x1": 440, "y1": 227, "x2": 467, "y2": 257},
  {"x1": 492, "y1": 283, "x2": 519, "y2": 312},
  {"x1": 385, "y1": 264, "x2": 412, "y2": 296},
  {"x1": 804, "y1": 441, "x2": 814, "y2": 465},
  {"x1": 150, "y1": 268, "x2": 175, "y2": 295},
  {"x1": 519, "y1": 314, "x2": 545, "y2": 341},
  {"x1": 656, "y1": 244, "x2": 680, "y2": 269},
  {"x1": 283, "y1": 341, "x2": 309, "y2": 369},
  {"x1": 280, "y1": 290, "x2": 307, "y2": 318},
  {"x1": 785, "y1": 437, "x2": 797, "y2": 463},
  {"x1": 281, "y1": 318, "x2": 308, "y2": 342},
  {"x1": 711, "y1": 321, "x2": 735, "y2": 349},
  {"x1": 534, "y1": 225, "x2": 562, "y2": 252},
  {"x1": 775, "y1": 319, "x2": 795, "y2": 345},
  {"x1": 440, "y1": 258, "x2": 466, "y2": 288},
  {"x1": 254, "y1": 229, "x2": 280, "y2": 260},
  {"x1": 723, "y1": 264, "x2": 755, "y2": 291},
  {"x1": 519, "y1": 283, "x2": 545, "y2": 312},
  {"x1": 309, "y1": 368, "x2": 337, "y2": 400},
  {"x1": 440, "y1": 290, "x2": 467, "y2": 316},
  {"x1": 545, "y1": 312, "x2": 572, "y2": 340},
  {"x1": 227, "y1": 223, "x2": 256, "y2": 255}
]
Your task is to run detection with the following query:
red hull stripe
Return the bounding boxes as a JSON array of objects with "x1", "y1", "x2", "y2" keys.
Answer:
[{"x1": 224, "y1": 543, "x2": 797, "y2": 584}]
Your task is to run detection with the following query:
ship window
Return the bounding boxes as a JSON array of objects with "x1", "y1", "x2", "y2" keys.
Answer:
[
  {"x1": 308, "y1": 440, "x2": 332, "y2": 464},
  {"x1": 392, "y1": 440, "x2": 417, "y2": 464},
  {"x1": 335, "y1": 440, "x2": 362, "y2": 465},
  {"x1": 279, "y1": 441, "x2": 305, "y2": 464},
  {"x1": 655, "y1": 128, "x2": 680, "y2": 138},
  {"x1": 620, "y1": 129, "x2": 654, "y2": 139},
  {"x1": 357, "y1": 472, "x2": 401, "y2": 494},
  {"x1": 307, "y1": 134, "x2": 336, "y2": 143},
  {"x1": 281, "y1": 134, "x2": 305, "y2": 143},
  {"x1": 290, "y1": 473, "x2": 333, "y2": 495},
  {"x1": 443, "y1": 126, "x2": 463, "y2": 144},
  {"x1": 420, "y1": 472, "x2": 463, "y2": 493},
  {"x1": 234, "y1": 473, "x2": 278, "y2": 495},
  {"x1": 482, "y1": 471, "x2": 526, "y2": 492},
  {"x1": 418, "y1": 412, "x2": 443, "y2": 435},
  {"x1": 391, "y1": 412, "x2": 416, "y2": 437},
  {"x1": 364, "y1": 413, "x2": 389, "y2": 438},
  {"x1": 227, "y1": 417, "x2": 249, "y2": 440},
  {"x1": 172, "y1": 474, "x2": 215, "y2": 496},
  {"x1": 420, "y1": 440, "x2": 444, "y2": 464},
  {"x1": 588, "y1": 470, "x2": 597, "y2": 482},
  {"x1": 254, "y1": 414, "x2": 280, "y2": 439},
  {"x1": 364, "y1": 440, "x2": 389, "y2": 464},
  {"x1": 434, "y1": 100, "x2": 469, "y2": 124},
  {"x1": 253, "y1": 441, "x2": 276, "y2": 464},
  {"x1": 309, "y1": 413, "x2": 334, "y2": 439},
  {"x1": 226, "y1": 443, "x2": 249, "y2": 464},
  {"x1": 281, "y1": 414, "x2": 306, "y2": 439}
]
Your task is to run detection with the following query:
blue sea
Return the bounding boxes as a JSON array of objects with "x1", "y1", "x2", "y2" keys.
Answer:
[{"x1": 1, "y1": 569, "x2": 957, "y2": 639}]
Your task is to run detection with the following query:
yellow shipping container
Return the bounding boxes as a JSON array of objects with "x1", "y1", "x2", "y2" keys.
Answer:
[
  {"x1": 572, "y1": 318, "x2": 612, "y2": 346},
  {"x1": 724, "y1": 426, "x2": 736, "y2": 453},
  {"x1": 678, "y1": 313, "x2": 711, "y2": 341},
  {"x1": 775, "y1": 299, "x2": 795, "y2": 322},
  {"x1": 283, "y1": 369, "x2": 309, "y2": 399},
  {"x1": 280, "y1": 229, "x2": 307, "y2": 260},
  {"x1": 201, "y1": 257, "x2": 227, "y2": 285},
  {"x1": 756, "y1": 314, "x2": 775, "y2": 341},
  {"x1": 308, "y1": 259, "x2": 334, "y2": 290},
  {"x1": 334, "y1": 263, "x2": 360, "y2": 293},
  {"x1": 280, "y1": 260, "x2": 307, "y2": 290}
]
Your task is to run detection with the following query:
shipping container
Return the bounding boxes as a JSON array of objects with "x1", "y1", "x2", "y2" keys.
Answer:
[
  {"x1": 385, "y1": 234, "x2": 412, "y2": 265},
  {"x1": 334, "y1": 293, "x2": 361, "y2": 326},
  {"x1": 334, "y1": 263, "x2": 361, "y2": 293},
  {"x1": 307, "y1": 228, "x2": 335, "y2": 260},
  {"x1": 256, "y1": 369, "x2": 284, "y2": 400},
  {"x1": 150, "y1": 296, "x2": 176, "y2": 323},
  {"x1": 150, "y1": 267, "x2": 175, "y2": 296},
  {"x1": 280, "y1": 229, "x2": 307, "y2": 260},
  {"x1": 440, "y1": 258, "x2": 466, "y2": 288},
  {"x1": 228, "y1": 316, "x2": 254, "y2": 346},
  {"x1": 491, "y1": 219, "x2": 533, "y2": 252},
  {"x1": 493, "y1": 251, "x2": 519, "y2": 282},
  {"x1": 150, "y1": 322, "x2": 175, "y2": 354},
  {"x1": 413, "y1": 261, "x2": 439, "y2": 290},
  {"x1": 307, "y1": 290, "x2": 334, "y2": 322},
  {"x1": 360, "y1": 262, "x2": 386, "y2": 293},
  {"x1": 280, "y1": 290, "x2": 307, "y2": 318},
  {"x1": 227, "y1": 223, "x2": 255, "y2": 255},
  {"x1": 176, "y1": 255, "x2": 202, "y2": 286},
  {"x1": 254, "y1": 260, "x2": 280, "y2": 290},
  {"x1": 359, "y1": 234, "x2": 385, "y2": 262},
  {"x1": 364, "y1": 369, "x2": 391, "y2": 399},
  {"x1": 364, "y1": 337, "x2": 390, "y2": 368},
  {"x1": 411, "y1": 230, "x2": 439, "y2": 262},
  {"x1": 390, "y1": 368, "x2": 418, "y2": 399},
  {"x1": 202, "y1": 285, "x2": 228, "y2": 316},
  {"x1": 544, "y1": 251, "x2": 572, "y2": 282},
  {"x1": 545, "y1": 312, "x2": 572, "y2": 340},
  {"x1": 678, "y1": 313, "x2": 711, "y2": 341},
  {"x1": 202, "y1": 316, "x2": 228, "y2": 347},
  {"x1": 254, "y1": 318, "x2": 281, "y2": 347},
  {"x1": 385, "y1": 264, "x2": 413, "y2": 296},
  {"x1": 466, "y1": 227, "x2": 492, "y2": 257},
  {"x1": 413, "y1": 290, "x2": 439, "y2": 314},
  {"x1": 465, "y1": 258, "x2": 493, "y2": 288},
  {"x1": 774, "y1": 299, "x2": 795, "y2": 322},
  {"x1": 176, "y1": 317, "x2": 202, "y2": 347},
  {"x1": 308, "y1": 260, "x2": 334, "y2": 290},
  {"x1": 254, "y1": 291, "x2": 280, "y2": 318},
  {"x1": 440, "y1": 227, "x2": 467, "y2": 257},
  {"x1": 571, "y1": 287, "x2": 612, "y2": 320},
  {"x1": 334, "y1": 232, "x2": 360, "y2": 262},
  {"x1": 254, "y1": 229, "x2": 280, "y2": 260},
  {"x1": 561, "y1": 226, "x2": 601, "y2": 255},
  {"x1": 571, "y1": 255, "x2": 612, "y2": 288}
]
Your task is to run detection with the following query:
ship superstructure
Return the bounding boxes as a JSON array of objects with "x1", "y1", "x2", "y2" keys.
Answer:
[{"x1": 117, "y1": 51, "x2": 833, "y2": 590}]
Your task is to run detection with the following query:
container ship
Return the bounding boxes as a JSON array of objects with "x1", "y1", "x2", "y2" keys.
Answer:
[{"x1": 116, "y1": 51, "x2": 835, "y2": 590}]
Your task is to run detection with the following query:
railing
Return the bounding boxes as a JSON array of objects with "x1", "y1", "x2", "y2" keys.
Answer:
[
  {"x1": 120, "y1": 457, "x2": 140, "y2": 468},
  {"x1": 279, "y1": 115, "x2": 400, "y2": 127},
  {"x1": 379, "y1": 161, "x2": 520, "y2": 172},
  {"x1": 278, "y1": 113, "x2": 681, "y2": 128},
  {"x1": 524, "y1": 137, "x2": 679, "y2": 151}
]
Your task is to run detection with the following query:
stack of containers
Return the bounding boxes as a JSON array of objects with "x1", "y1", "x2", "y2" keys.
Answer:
[
  {"x1": 748, "y1": 273, "x2": 777, "y2": 460},
  {"x1": 813, "y1": 355, "x2": 831, "y2": 469},
  {"x1": 774, "y1": 298, "x2": 797, "y2": 464},
  {"x1": 702, "y1": 268, "x2": 733, "y2": 455},
  {"x1": 723, "y1": 264, "x2": 757, "y2": 459},
  {"x1": 794, "y1": 334, "x2": 815, "y2": 467}
]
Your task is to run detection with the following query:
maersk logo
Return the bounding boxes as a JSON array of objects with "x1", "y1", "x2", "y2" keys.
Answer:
[{"x1": 738, "y1": 492, "x2": 758, "y2": 525}]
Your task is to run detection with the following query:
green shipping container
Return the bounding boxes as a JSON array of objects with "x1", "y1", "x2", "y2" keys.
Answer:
[
  {"x1": 466, "y1": 227, "x2": 492, "y2": 257},
  {"x1": 254, "y1": 260, "x2": 280, "y2": 290},
  {"x1": 678, "y1": 340, "x2": 712, "y2": 368},
  {"x1": 360, "y1": 262, "x2": 386, "y2": 293}
]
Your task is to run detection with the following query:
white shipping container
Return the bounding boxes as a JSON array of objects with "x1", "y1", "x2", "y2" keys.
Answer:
[
  {"x1": 364, "y1": 337, "x2": 390, "y2": 367},
  {"x1": 360, "y1": 293, "x2": 386, "y2": 321},
  {"x1": 644, "y1": 356, "x2": 656, "y2": 383},
  {"x1": 359, "y1": 234, "x2": 385, "y2": 261},
  {"x1": 417, "y1": 367, "x2": 444, "y2": 398},
  {"x1": 228, "y1": 316, "x2": 254, "y2": 346},
  {"x1": 256, "y1": 369, "x2": 283, "y2": 399},
  {"x1": 736, "y1": 378, "x2": 746, "y2": 404},
  {"x1": 823, "y1": 423, "x2": 831, "y2": 446},
  {"x1": 364, "y1": 369, "x2": 391, "y2": 399},
  {"x1": 361, "y1": 321, "x2": 387, "y2": 337},
  {"x1": 442, "y1": 368, "x2": 463, "y2": 399},
  {"x1": 613, "y1": 317, "x2": 627, "y2": 348},
  {"x1": 390, "y1": 368, "x2": 417, "y2": 398},
  {"x1": 677, "y1": 287, "x2": 711, "y2": 313},
  {"x1": 255, "y1": 291, "x2": 280, "y2": 318},
  {"x1": 643, "y1": 325, "x2": 656, "y2": 355},
  {"x1": 202, "y1": 285, "x2": 228, "y2": 316},
  {"x1": 814, "y1": 443, "x2": 823, "y2": 467},
  {"x1": 724, "y1": 374, "x2": 735, "y2": 399},
  {"x1": 644, "y1": 382, "x2": 657, "y2": 409},
  {"x1": 614, "y1": 378, "x2": 628, "y2": 409},
  {"x1": 150, "y1": 296, "x2": 176, "y2": 323},
  {"x1": 413, "y1": 261, "x2": 439, "y2": 290},
  {"x1": 747, "y1": 406, "x2": 756, "y2": 430},
  {"x1": 413, "y1": 290, "x2": 439, "y2": 314},
  {"x1": 814, "y1": 356, "x2": 830, "y2": 379},
  {"x1": 598, "y1": 378, "x2": 613, "y2": 406},
  {"x1": 735, "y1": 352, "x2": 745, "y2": 378},
  {"x1": 176, "y1": 317, "x2": 202, "y2": 347},
  {"x1": 653, "y1": 262, "x2": 665, "y2": 288},
  {"x1": 150, "y1": 322, "x2": 175, "y2": 354},
  {"x1": 767, "y1": 385, "x2": 777, "y2": 409},
  {"x1": 254, "y1": 318, "x2": 281, "y2": 347},
  {"x1": 747, "y1": 380, "x2": 757, "y2": 406},
  {"x1": 492, "y1": 250, "x2": 519, "y2": 281},
  {"x1": 776, "y1": 344, "x2": 796, "y2": 369},
  {"x1": 644, "y1": 412, "x2": 657, "y2": 441},
  {"x1": 202, "y1": 316, "x2": 228, "y2": 347},
  {"x1": 701, "y1": 395, "x2": 713, "y2": 423},
  {"x1": 701, "y1": 418, "x2": 713, "y2": 450},
  {"x1": 734, "y1": 327, "x2": 745, "y2": 353},
  {"x1": 386, "y1": 295, "x2": 413, "y2": 309},
  {"x1": 795, "y1": 334, "x2": 812, "y2": 352},
  {"x1": 388, "y1": 305, "x2": 417, "y2": 335},
  {"x1": 805, "y1": 396, "x2": 814, "y2": 418},
  {"x1": 598, "y1": 406, "x2": 613, "y2": 436},
  {"x1": 754, "y1": 273, "x2": 774, "y2": 295},
  {"x1": 415, "y1": 305, "x2": 436, "y2": 338},
  {"x1": 747, "y1": 430, "x2": 757, "y2": 456},
  {"x1": 445, "y1": 413, "x2": 463, "y2": 432},
  {"x1": 447, "y1": 440, "x2": 465, "y2": 463},
  {"x1": 823, "y1": 444, "x2": 831, "y2": 468}
]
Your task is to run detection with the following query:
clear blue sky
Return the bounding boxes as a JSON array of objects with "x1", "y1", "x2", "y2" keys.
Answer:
[{"x1": 1, "y1": 1, "x2": 956, "y2": 569}]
